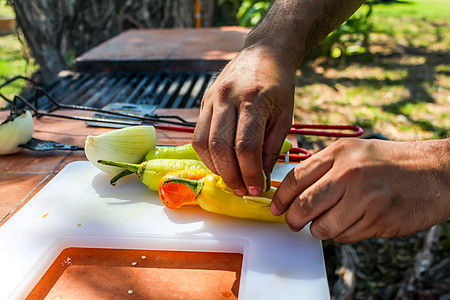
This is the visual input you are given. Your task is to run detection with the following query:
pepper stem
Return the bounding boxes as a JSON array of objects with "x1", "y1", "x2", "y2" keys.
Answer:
[
  {"x1": 97, "y1": 159, "x2": 142, "y2": 174},
  {"x1": 163, "y1": 177, "x2": 204, "y2": 198},
  {"x1": 110, "y1": 169, "x2": 133, "y2": 186}
]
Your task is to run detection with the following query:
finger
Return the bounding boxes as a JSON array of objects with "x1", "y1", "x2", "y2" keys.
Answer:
[
  {"x1": 208, "y1": 104, "x2": 247, "y2": 195},
  {"x1": 332, "y1": 214, "x2": 373, "y2": 243},
  {"x1": 262, "y1": 117, "x2": 292, "y2": 191},
  {"x1": 284, "y1": 170, "x2": 345, "y2": 231},
  {"x1": 309, "y1": 190, "x2": 365, "y2": 240},
  {"x1": 333, "y1": 194, "x2": 403, "y2": 243},
  {"x1": 271, "y1": 149, "x2": 334, "y2": 216},
  {"x1": 235, "y1": 103, "x2": 267, "y2": 196},
  {"x1": 192, "y1": 104, "x2": 217, "y2": 174}
]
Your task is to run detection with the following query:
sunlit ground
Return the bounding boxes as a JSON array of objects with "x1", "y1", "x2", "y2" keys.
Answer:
[{"x1": 294, "y1": 0, "x2": 449, "y2": 142}]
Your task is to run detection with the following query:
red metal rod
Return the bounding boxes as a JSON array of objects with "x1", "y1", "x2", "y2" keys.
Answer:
[
  {"x1": 289, "y1": 124, "x2": 363, "y2": 137},
  {"x1": 156, "y1": 124, "x2": 363, "y2": 137},
  {"x1": 278, "y1": 147, "x2": 312, "y2": 162},
  {"x1": 154, "y1": 125, "x2": 195, "y2": 133},
  {"x1": 154, "y1": 123, "x2": 362, "y2": 162}
]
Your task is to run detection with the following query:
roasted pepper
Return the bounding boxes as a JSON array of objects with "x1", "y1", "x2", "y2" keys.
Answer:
[
  {"x1": 145, "y1": 143, "x2": 200, "y2": 161},
  {"x1": 159, "y1": 170, "x2": 286, "y2": 223},
  {"x1": 112, "y1": 144, "x2": 201, "y2": 184},
  {"x1": 145, "y1": 139, "x2": 293, "y2": 161},
  {"x1": 98, "y1": 159, "x2": 210, "y2": 191},
  {"x1": 110, "y1": 139, "x2": 293, "y2": 184}
]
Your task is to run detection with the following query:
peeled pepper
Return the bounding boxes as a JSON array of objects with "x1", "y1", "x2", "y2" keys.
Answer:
[
  {"x1": 145, "y1": 143, "x2": 200, "y2": 161},
  {"x1": 159, "y1": 170, "x2": 286, "y2": 223},
  {"x1": 145, "y1": 139, "x2": 292, "y2": 161},
  {"x1": 113, "y1": 139, "x2": 293, "y2": 183},
  {"x1": 98, "y1": 159, "x2": 210, "y2": 191}
]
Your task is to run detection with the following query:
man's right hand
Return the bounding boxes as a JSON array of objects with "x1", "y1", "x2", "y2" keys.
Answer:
[
  {"x1": 192, "y1": 45, "x2": 296, "y2": 196},
  {"x1": 271, "y1": 138, "x2": 450, "y2": 243}
]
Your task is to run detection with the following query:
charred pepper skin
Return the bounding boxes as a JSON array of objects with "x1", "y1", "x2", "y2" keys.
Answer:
[{"x1": 159, "y1": 171, "x2": 286, "y2": 223}]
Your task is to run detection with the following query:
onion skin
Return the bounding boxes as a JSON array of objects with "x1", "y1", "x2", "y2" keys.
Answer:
[
  {"x1": 0, "y1": 110, "x2": 34, "y2": 155},
  {"x1": 84, "y1": 125, "x2": 157, "y2": 175}
]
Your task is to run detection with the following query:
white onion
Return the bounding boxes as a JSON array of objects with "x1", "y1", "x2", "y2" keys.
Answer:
[
  {"x1": 0, "y1": 110, "x2": 34, "y2": 155},
  {"x1": 84, "y1": 125, "x2": 157, "y2": 174}
]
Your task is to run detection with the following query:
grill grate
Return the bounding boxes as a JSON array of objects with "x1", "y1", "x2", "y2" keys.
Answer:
[{"x1": 30, "y1": 72, "x2": 217, "y2": 110}]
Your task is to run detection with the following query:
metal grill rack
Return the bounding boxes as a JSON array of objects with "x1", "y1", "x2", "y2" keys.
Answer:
[{"x1": 29, "y1": 71, "x2": 218, "y2": 110}]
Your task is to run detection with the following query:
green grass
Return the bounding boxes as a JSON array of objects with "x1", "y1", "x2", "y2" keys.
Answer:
[
  {"x1": 0, "y1": 1, "x2": 37, "y2": 108},
  {"x1": 0, "y1": 0, "x2": 13, "y2": 18},
  {"x1": 371, "y1": 0, "x2": 450, "y2": 20},
  {"x1": 295, "y1": 0, "x2": 449, "y2": 142},
  {"x1": 0, "y1": 34, "x2": 37, "y2": 107}
]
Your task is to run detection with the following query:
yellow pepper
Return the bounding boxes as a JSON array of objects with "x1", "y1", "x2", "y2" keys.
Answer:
[
  {"x1": 145, "y1": 139, "x2": 292, "y2": 161},
  {"x1": 159, "y1": 170, "x2": 286, "y2": 223},
  {"x1": 97, "y1": 159, "x2": 210, "y2": 191},
  {"x1": 145, "y1": 143, "x2": 200, "y2": 161},
  {"x1": 109, "y1": 139, "x2": 293, "y2": 185}
]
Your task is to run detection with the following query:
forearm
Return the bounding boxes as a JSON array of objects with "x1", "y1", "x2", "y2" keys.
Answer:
[
  {"x1": 425, "y1": 138, "x2": 450, "y2": 221},
  {"x1": 244, "y1": 0, "x2": 365, "y2": 68}
]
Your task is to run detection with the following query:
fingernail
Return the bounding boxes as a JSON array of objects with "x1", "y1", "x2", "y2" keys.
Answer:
[
  {"x1": 270, "y1": 203, "x2": 280, "y2": 216},
  {"x1": 235, "y1": 189, "x2": 246, "y2": 196},
  {"x1": 287, "y1": 224, "x2": 301, "y2": 232},
  {"x1": 248, "y1": 186, "x2": 262, "y2": 196}
]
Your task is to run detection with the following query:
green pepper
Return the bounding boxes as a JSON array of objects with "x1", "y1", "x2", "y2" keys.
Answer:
[{"x1": 98, "y1": 159, "x2": 210, "y2": 191}]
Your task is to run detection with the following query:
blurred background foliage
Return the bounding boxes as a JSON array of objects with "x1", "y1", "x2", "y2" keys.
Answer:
[{"x1": 216, "y1": 0, "x2": 376, "y2": 61}]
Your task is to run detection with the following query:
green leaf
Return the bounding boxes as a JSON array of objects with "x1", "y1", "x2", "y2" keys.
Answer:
[
  {"x1": 331, "y1": 47, "x2": 342, "y2": 58},
  {"x1": 346, "y1": 45, "x2": 366, "y2": 55}
]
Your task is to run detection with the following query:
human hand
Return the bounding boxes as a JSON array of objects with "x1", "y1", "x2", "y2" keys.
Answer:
[
  {"x1": 192, "y1": 45, "x2": 296, "y2": 196},
  {"x1": 271, "y1": 138, "x2": 450, "y2": 243}
]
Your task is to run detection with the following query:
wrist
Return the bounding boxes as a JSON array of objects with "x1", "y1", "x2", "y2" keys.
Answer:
[
  {"x1": 244, "y1": 35, "x2": 306, "y2": 70},
  {"x1": 422, "y1": 138, "x2": 450, "y2": 222},
  {"x1": 384, "y1": 139, "x2": 450, "y2": 227},
  {"x1": 243, "y1": 2, "x2": 308, "y2": 69},
  {"x1": 242, "y1": 36, "x2": 303, "y2": 77},
  {"x1": 235, "y1": 44, "x2": 297, "y2": 92}
]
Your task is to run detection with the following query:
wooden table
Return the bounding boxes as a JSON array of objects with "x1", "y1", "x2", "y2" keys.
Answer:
[{"x1": 74, "y1": 27, "x2": 250, "y2": 73}]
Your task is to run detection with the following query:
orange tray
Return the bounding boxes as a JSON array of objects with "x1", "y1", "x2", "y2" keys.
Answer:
[{"x1": 28, "y1": 247, "x2": 243, "y2": 299}]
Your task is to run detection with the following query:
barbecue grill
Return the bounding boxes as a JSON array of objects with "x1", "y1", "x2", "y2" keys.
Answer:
[{"x1": 22, "y1": 71, "x2": 217, "y2": 110}]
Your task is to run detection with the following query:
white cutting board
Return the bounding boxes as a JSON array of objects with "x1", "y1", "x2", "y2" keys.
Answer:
[{"x1": 0, "y1": 161, "x2": 329, "y2": 299}]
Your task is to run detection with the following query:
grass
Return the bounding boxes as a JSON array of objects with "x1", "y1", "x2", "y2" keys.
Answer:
[
  {"x1": 0, "y1": 0, "x2": 13, "y2": 18},
  {"x1": 0, "y1": 1, "x2": 37, "y2": 108},
  {"x1": 294, "y1": 0, "x2": 449, "y2": 141},
  {"x1": 0, "y1": 35, "x2": 36, "y2": 100},
  {"x1": 371, "y1": 0, "x2": 450, "y2": 20}
]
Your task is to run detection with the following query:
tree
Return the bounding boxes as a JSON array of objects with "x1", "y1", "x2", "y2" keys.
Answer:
[{"x1": 11, "y1": 0, "x2": 216, "y2": 82}]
